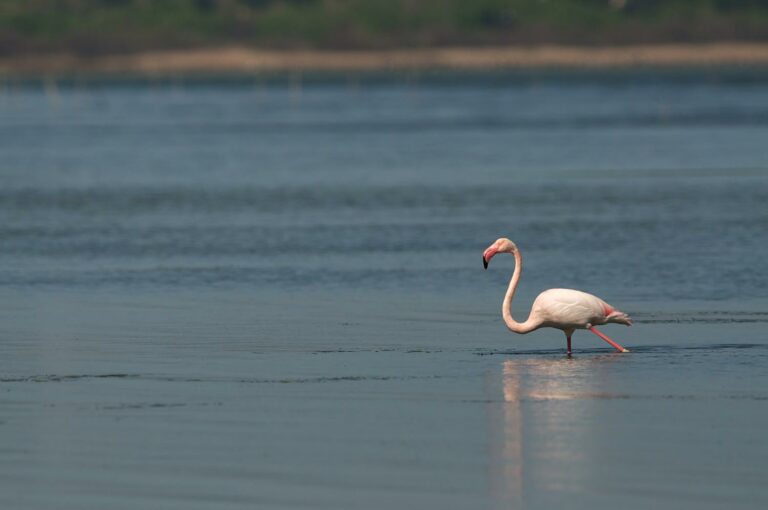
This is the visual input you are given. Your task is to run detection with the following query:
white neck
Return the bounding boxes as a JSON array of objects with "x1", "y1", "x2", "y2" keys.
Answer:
[{"x1": 502, "y1": 249, "x2": 540, "y2": 334}]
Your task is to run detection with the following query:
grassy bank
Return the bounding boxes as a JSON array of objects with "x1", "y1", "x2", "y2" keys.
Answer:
[{"x1": 3, "y1": 0, "x2": 768, "y2": 56}]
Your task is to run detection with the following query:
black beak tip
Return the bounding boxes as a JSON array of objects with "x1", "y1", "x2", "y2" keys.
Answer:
[{"x1": 483, "y1": 257, "x2": 488, "y2": 270}]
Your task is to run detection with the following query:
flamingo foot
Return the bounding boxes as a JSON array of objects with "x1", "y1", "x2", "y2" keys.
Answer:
[{"x1": 589, "y1": 327, "x2": 630, "y2": 353}]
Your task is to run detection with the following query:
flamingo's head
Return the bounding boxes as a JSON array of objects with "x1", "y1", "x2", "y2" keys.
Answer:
[{"x1": 483, "y1": 238, "x2": 517, "y2": 269}]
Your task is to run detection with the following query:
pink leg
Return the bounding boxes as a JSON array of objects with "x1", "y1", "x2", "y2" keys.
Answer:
[
  {"x1": 566, "y1": 335, "x2": 572, "y2": 356},
  {"x1": 589, "y1": 327, "x2": 630, "y2": 353}
]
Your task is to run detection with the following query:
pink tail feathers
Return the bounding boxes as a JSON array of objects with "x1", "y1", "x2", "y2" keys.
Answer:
[{"x1": 607, "y1": 310, "x2": 633, "y2": 326}]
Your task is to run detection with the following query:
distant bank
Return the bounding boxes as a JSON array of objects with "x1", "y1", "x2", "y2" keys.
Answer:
[{"x1": 3, "y1": 43, "x2": 768, "y2": 76}]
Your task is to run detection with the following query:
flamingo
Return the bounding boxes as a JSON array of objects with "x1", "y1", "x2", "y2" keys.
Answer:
[{"x1": 482, "y1": 238, "x2": 632, "y2": 355}]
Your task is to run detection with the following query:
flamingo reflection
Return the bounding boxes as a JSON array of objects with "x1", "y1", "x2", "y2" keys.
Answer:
[{"x1": 488, "y1": 355, "x2": 621, "y2": 509}]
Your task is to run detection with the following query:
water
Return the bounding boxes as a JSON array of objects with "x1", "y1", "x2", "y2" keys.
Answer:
[{"x1": 1, "y1": 70, "x2": 767, "y2": 509}]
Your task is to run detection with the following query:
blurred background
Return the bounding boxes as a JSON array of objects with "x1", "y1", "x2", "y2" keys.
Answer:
[
  {"x1": 4, "y1": 0, "x2": 768, "y2": 55},
  {"x1": 1, "y1": 2, "x2": 768, "y2": 510}
]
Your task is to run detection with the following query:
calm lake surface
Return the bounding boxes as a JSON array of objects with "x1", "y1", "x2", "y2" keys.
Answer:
[{"x1": 1, "y1": 70, "x2": 767, "y2": 509}]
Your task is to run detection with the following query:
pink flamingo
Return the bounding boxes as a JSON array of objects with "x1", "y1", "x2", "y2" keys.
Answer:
[{"x1": 482, "y1": 238, "x2": 632, "y2": 355}]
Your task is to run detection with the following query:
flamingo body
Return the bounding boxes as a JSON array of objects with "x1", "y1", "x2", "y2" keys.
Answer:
[
  {"x1": 529, "y1": 288, "x2": 632, "y2": 331},
  {"x1": 482, "y1": 238, "x2": 632, "y2": 354}
]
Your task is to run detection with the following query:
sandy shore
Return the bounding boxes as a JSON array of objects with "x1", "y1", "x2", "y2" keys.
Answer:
[{"x1": 3, "y1": 43, "x2": 768, "y2": 75}]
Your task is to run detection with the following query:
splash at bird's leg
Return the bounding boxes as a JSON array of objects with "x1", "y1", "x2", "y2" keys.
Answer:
[{"x1": 589, "y1": 327, "x2": 630, "y2": 353}]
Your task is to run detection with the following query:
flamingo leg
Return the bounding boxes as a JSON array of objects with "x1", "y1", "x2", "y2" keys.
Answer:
[
  {"x1": 589, "y1": 327, "x2": 630, "y2": 353},
  {"x1": 566, "y1": 335, "x2": 572, "y2": 356}
]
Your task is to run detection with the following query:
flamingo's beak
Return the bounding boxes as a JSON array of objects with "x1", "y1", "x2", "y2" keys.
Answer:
[{"x1": 482, "y1": 247, "x2": 497, "y2": 270}]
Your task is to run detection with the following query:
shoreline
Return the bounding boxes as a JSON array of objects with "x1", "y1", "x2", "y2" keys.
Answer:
[{"x1": 3, "y1": 43, "x2": 768, "y2": 76}]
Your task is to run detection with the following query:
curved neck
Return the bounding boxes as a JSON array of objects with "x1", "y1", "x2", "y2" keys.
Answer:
[{"x1": 502, "y1": 250, "x2": 539, "y2": 334}]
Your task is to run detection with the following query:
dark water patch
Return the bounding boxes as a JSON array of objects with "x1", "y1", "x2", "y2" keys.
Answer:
[
  {"x1": 3, "y1": 180, "x2": 767, "y2": 215},
  {"x1": 633, "y1": 310, "x2": 768, "y2": 326},
  {"x1": 0, "y1": 373, "x2": 140, "y2": 383},
  {"x1": 395, "y1": 315, "x2": 487, "y2": 325},
  {"x1": 0, "y1": 266, "x2": 489, "y2": 291},
  {"x1": 635, "y1": 311, "x2": 768, "y2": 316},
  {"x1": 309, "y1": 348, "x2": 445, "y2": 355},
  {"x1": 631, "y1": 343, "x2": 767, "y2": 352},
  {"x1": 310, "y1": 348, "x2": 399, "y2": 354},
  {"x1": 7, "y1": 108, "x2": 768, "y2": 136},
  {"x1": 475, "y1": 343, "x2": 768, "y2": 357},
  {"x1": 99, "y1": 402, "x2": 190, "y2": 410},
  {"x1": 632, "y1": 312, "x2": 768, "y2": 324},
  {"x1": 310, "y1": 348, "x2": 369, "y2": 354},
  {"x1": 0, "y1": 373, "x2": 447, "y2": 385},
  {"x1": 11, "y1": 67, "x2": 768, "y2": 90},
  {"x1": 235, "y1": 374, "x2": 447, "y2": 385},
  {"x1": 637, "y1": 317, "x2": 768, "y2": 324}
]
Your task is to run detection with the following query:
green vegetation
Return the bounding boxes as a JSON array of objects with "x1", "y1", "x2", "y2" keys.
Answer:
[{"x1": 3, "y1": 0, "x2": 768, "y2": 55}]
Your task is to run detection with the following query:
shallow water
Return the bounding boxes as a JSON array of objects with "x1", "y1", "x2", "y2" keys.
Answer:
[{"x1": 1, "y1": 70, "x2": 767, "y2": 509}]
